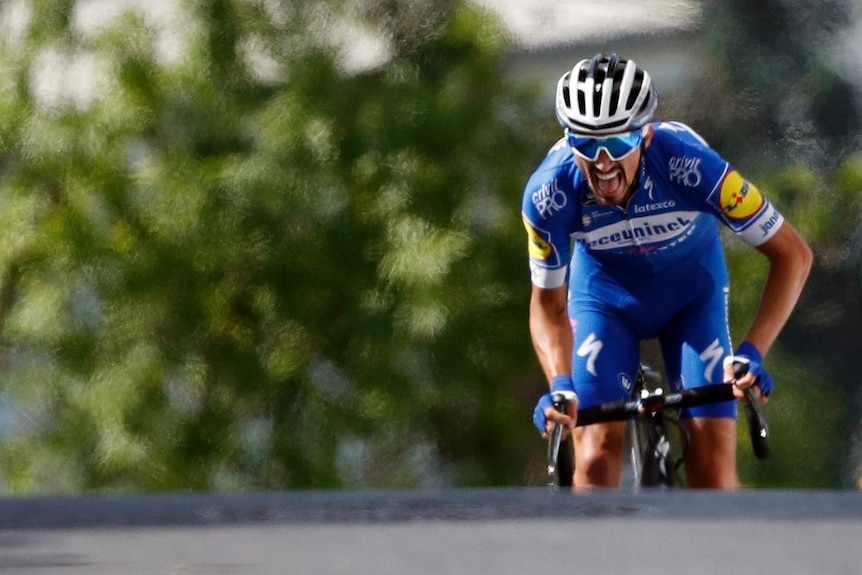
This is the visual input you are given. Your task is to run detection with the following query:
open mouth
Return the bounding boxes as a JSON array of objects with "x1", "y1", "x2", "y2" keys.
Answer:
[{"x1": 593, "y1": 168, "x2": 624, "y2": 199}]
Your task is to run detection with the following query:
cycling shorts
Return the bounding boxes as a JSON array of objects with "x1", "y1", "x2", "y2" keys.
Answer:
[{"x1": 567, "y1": 240, "x2": 737, "y2": 420}]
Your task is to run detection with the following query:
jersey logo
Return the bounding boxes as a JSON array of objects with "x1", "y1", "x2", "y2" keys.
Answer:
[
  {"x1": 577, "y1": 333, "x2": 603, "y2": 376},
  {"x1": 532, "y1": 179, "x2": 567, "y2": 219},
  {"x1": 699, "y1": 338, "x2": 725, "y2": 383},
  {"x1": 581, "y1": 211, "x2": 699, "y2": 250},
  {"x1": 720, "y1": 171, "x2": 763, "y2": 219},
  {"x1": 523, "y1": 219, "x2": 553, "y2": 261},
  {"x1": 618, "y1": 373, "x2": 633, "y2": 392},
  {"x1": 644, "y1": 175, "x2": 655, "y2": 200},
  {"x1": 669, "y1": 156, "x2": 703, "y2": 187}
]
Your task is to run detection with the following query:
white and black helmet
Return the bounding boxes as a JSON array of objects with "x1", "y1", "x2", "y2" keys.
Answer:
[{"x1": 555, "y1": 53, "x2": 657, "y2": 135}]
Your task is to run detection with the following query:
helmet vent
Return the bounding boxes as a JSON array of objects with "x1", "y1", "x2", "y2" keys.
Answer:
[
  {"x1": 627, "y1": 70, "x2": 645, "y2": 110},
  {"x1": 592, "y1": 82, "x2": 603, "y2": 118}
]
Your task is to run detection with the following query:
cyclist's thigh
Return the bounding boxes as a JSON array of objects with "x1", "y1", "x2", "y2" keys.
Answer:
[
  {"x1": 659, "y1": 267, "x2": 735, "y2": 419},
  {"x1": 568, "y1": 301, "x2": 640, "y2": 408}
]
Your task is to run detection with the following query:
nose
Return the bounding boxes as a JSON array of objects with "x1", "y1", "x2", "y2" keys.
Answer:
[{"x1": 594, "y1": 149, "x2": 614, "y2": 170}]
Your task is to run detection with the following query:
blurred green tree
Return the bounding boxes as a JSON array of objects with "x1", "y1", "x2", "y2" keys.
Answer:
[{"x1": 0, "y1": 0, "x2": 548, "y2": 491}]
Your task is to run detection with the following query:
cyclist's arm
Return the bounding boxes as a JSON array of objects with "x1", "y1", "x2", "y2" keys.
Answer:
[
  {"x1": 529, "y1": 283, "x2": 577, "y2": 433},
  {"x1": 529, "y1": 284, "x2": 572, "y2": 382},
  {"x1": 728, "y1": 221, "x2": 812, "y2": 395},
  {"x1": 743, "y1": 220, "x2": 812, "y2": 356}
]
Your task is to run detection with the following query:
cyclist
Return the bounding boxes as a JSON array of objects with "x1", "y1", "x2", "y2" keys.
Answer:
[{"x1": 523, "y1": 54, "x2": 812, "y2": 489}]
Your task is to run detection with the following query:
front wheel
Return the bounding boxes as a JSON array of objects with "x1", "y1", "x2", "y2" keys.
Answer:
[
  {"x1": 634, "y1": 415, "x2": 678, "y2": 487},
  {"x1": 628, "y1": 367, "x2": 678, "y2": 488}
]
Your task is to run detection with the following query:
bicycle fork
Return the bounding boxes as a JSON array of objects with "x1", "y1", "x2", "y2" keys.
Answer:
[{"x1": 629, "y1": 411, "x2": 678, "y2": 488}]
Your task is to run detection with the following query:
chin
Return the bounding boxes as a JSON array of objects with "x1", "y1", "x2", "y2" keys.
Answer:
[{"x1": 594, "y1": 192, "x2": 625, "y2": 207}]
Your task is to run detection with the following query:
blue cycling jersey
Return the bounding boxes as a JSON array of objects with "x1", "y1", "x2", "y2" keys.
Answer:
[
  {"x1": 522, "y1": 121, "x2": 784, "y2": 290},
  {"x1": 521, "y1": 121, "x2": 785, "y2": 418}
]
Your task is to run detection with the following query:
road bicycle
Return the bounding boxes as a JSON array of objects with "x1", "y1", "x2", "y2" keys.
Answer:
[{"x1": 547, "y1": 363, "x2": 770, "y2": 488}]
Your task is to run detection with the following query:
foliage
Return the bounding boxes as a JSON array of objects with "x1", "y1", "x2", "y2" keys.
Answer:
[
  {"x1": 0, "y1": 0, "x2": 546, "y2": 492},
  {"x1": 723, "y1": 153, "x2": 862, "y2": 488}
]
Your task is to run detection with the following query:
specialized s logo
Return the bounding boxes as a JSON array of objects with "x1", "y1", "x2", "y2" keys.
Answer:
[
  {"x1": 720, "y1": 171, "x2": 764, "y2": 219},
  {"x1": 644, "y1": 175, "x2": 655, "y2": 200},
  {"x1": 523, "y1": 219, "x2": 553, "y2": 261}
]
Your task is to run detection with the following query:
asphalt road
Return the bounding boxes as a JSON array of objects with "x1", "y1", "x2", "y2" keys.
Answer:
[{"x1": 0, "y1": 488, "x2": 860, "y2": 574}]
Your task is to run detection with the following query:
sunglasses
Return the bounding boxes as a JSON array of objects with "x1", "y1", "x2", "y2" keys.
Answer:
[{"x1": 566, "y1": 127, "x2": 646, "y2": 162}]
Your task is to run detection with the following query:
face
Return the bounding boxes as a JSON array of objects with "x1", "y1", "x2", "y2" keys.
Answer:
[{"x1": 570, "y1": 126, "x2": 653, "y2": 207}]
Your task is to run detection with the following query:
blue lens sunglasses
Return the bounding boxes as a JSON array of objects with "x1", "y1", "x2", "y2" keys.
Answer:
[{"x1": 566, "y1": 127, "x2": 647, "y2": 162}]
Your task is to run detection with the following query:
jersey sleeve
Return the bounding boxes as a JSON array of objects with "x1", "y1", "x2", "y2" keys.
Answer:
[
  {"x1": 654, "y1": 121, "x2": 784, "y2": 247},
  {"x1": 521, "y1": 143, "x2": 579, "y2": 289},
  {"x1": 710, "y1": 168, "x2": 784, "y2": 246}
]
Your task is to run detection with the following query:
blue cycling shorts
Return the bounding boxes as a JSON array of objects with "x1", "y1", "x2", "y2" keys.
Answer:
[{"x1": 567, "y1": 241, "x2": 737, "y2": 420}]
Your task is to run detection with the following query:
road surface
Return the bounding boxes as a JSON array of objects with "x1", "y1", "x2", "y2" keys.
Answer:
[{"x1": 0, "y1": 488, "x2": 859, "y2": 574}]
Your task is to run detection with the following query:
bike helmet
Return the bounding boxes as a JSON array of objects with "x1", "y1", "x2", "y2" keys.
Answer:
[{"x1": 555, "y1": 53, "x2": 657, "y2": 135}]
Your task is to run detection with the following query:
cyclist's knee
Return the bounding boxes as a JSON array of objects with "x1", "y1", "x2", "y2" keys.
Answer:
[
  {"x1": 686, "y1": 455, "x2": 739, "y2": 489},
  {"x1": 683, "y1": 417, "x2": 740, "y2": 489},
  {"x1": 574, "y1": 423, "x2": 625, "y2": 487}
]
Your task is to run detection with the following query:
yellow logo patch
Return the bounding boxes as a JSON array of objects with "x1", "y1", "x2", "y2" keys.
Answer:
[
  {"x1": 720, "y1": 171, "x2": 764, "y2": 219},
  {"x1": 523, "y1": 219, "x2": 552, "y2": 261}
]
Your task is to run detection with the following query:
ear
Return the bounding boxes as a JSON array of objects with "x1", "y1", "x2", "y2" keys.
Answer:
[{"x1": 643, "y1": 123, "x2": 655, "y2": 147}]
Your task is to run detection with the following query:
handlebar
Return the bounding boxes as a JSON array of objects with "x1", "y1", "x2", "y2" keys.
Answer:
[
  {"x1": 545, "y1": 363, "x2": 771, "y2": 488},
  {"x1": 573, "y1": 380, "x2": 770, "y2": 459},
  {"x1": 575, "y1": 383, "x2": 735, "y2": 426}
]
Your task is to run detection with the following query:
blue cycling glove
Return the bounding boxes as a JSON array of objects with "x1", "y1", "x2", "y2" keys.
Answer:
[
  {"x1": 729, "y1": 341, "x2": 774, "y2": 397},
  {"x1": 532, "y1": 374, "x2": 579, "y2": 435},
  {"x1": 532, "y1": 394, "x2": 554, "y2": 434}
]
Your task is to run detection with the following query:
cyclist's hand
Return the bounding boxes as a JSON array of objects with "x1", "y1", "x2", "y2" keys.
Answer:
[
  {"x1": 532, "y1": 375, "x2": 578, "y2": 438},
  {"x1": 723, "y1": 341, "x2": 772, "y2": 404}
]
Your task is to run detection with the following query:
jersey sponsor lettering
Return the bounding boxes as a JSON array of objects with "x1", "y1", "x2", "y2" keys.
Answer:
[
  {"x1": 668, "y1": 156, "x2": 703, "y2": 187},
  {"x1": 759, "y1": 209, "x2": 780, "y2": 237},
  {"x1": 633, "y1": 200, "x2": 676, "y2": 214},
  {"x1": 737, "y1": 203, "x2": 784, "y2": 246},
  {"x1": 580, "y1": 211, "x2": 700, "y2": 250},
  {"x1": 523, "y1": 218, "x2": 553, "y2": 261},
  {"x1": 532, "y1": 179, "x2": 567, "y2": 219},
  {"x1": 719, "y1": 171, "x2": 763, "y2": 219}
]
